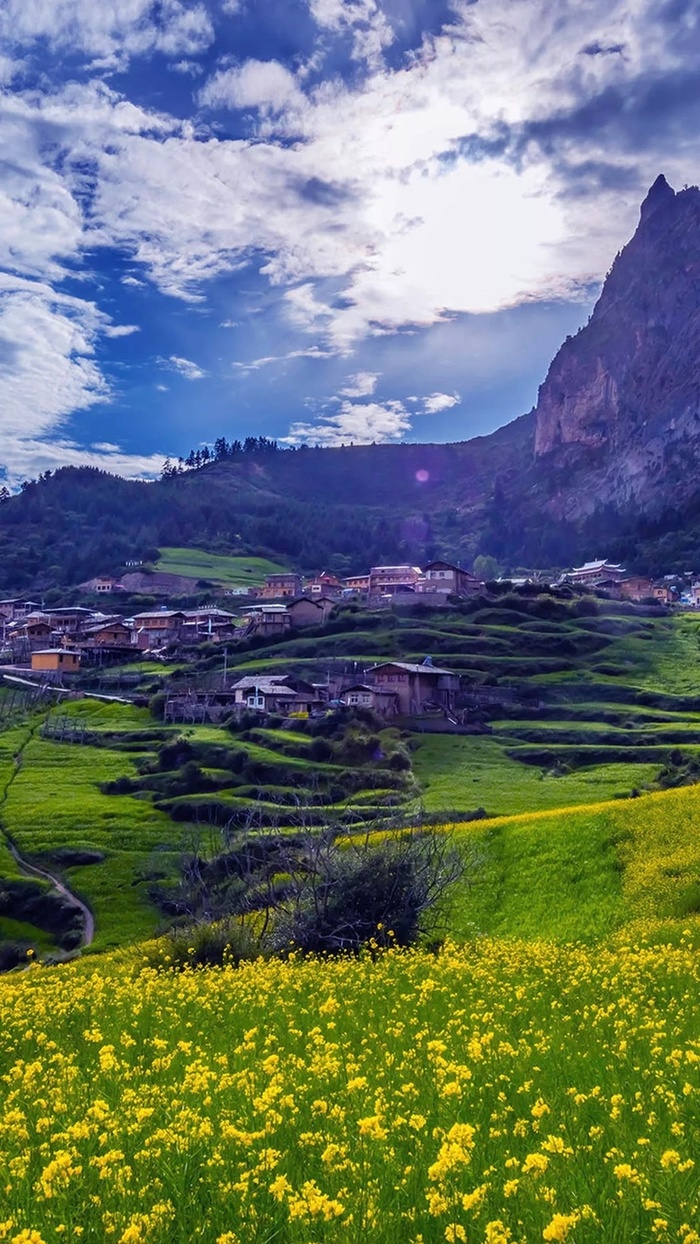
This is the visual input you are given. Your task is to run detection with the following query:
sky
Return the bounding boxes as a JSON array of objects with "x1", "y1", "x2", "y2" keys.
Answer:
[{"x1": 1, "y1": 0, "x2": 700, "y2": 486}]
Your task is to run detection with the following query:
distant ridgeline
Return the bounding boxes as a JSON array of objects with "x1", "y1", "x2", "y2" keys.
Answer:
[
  {"x1": 7, "y1": 177, "x2": 700, "y2": 588},
  {"x1": 160, "y1": 436, "x2": 280, "y2": 476}
]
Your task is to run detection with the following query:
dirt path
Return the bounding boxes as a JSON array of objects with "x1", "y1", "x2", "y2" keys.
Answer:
[{"x1": 0, "y1": 718, "x2": 95, "y2": 948}]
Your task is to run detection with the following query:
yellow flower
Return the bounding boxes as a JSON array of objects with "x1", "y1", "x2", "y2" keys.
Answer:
[
  {"x1": 445, "y1": 1227, "x2": 467, "y2": 1243},
  {"x1": 522, "y1": 1152, "x2": 549, "y2": 1178},
  {"x1": 357, "y1": 1115, "x2": 388, "y2": 1140},
  {"x1": 660, "y1": 1150, "x2": 680, "y2": 1168},
  {"x1": 613, "y1": 1164, "x2": 639, "y2": 1183},
  {"x1": 268, "y1": 1174, "x2": 292, "y2": 1202},
  {"x1": 542, "y1": 1212, "x2": 579, "y2": 1241},
  {"x1": 484, "y1": 1221, "x2": 511, "y2": 1244}
]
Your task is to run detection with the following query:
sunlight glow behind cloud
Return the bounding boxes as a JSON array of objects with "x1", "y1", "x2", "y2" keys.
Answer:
[{"x1": 1, "y1": 0, "x2": 700, "y2": 476}]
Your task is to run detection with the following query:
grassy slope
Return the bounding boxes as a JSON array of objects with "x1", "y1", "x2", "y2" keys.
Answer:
[
  {"x1": 446, "y1": 782, "x2": 700, "y2": 943},
  {"x1": 413, "y1": 734, "x2": 660, "y2": 815},
  {"x1": 156, "y1": 547, "x2": 286, "y2": 586},
  {"x1": 0, "y1": 703, "x2": 189, "y2": 950}
]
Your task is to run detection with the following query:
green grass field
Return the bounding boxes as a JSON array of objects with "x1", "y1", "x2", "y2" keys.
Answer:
[
  {"x1": 1, "y1": 604, "x2": 700, "y2": 1241},
  {"x1": 412, "y1": 735, "x2": 660, "y2": 816},
  {"x1": 156, "y1": 546, "x2": 287, "y2": 587}
]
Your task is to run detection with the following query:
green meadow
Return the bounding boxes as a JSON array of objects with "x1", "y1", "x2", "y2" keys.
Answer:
[
  {"x1": 155, "y1": 546, "x2": 287, "y2": 586},
  {"x1": 0, "y1": 604, "x2": 699, "y2": 1242}
]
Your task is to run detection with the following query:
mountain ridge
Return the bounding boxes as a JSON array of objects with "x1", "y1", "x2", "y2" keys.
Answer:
[{"x1": 4, "y1": 175, "x2": 700, "y2": 587}]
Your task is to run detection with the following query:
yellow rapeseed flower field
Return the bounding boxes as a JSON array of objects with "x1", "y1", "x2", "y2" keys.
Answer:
[{"x1": 0, "y1": 932, "x2": 698, "y2": 1243}]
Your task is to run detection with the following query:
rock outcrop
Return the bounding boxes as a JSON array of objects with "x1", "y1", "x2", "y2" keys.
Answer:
[{"x1": 531, "y1": 175, "x2": 700, "y2": 518}]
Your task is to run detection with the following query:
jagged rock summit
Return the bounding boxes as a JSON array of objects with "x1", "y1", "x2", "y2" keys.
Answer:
[{"x1": 532, "y1": 175, "x2": 700, "y2": 518}]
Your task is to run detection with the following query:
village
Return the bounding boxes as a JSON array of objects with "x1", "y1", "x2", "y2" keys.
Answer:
[{"x1": 0, "y1": 556, "x2": 696, "y2": 728}]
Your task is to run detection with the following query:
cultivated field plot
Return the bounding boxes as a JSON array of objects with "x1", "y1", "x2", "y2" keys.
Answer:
[{"x1": 156, "y1": 547, "x2": 287, "y2": 587}]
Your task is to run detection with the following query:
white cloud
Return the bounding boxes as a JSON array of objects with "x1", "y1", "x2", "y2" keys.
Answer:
[
  {"x1": 164, "y1": 354, "x2": 207, "y2": 379},
  {"x1": 170, "y1": 59, "x2": 205, "y2": 77},
  {"x1": 308, "y1": 0, "x2": 395, "y2": 69},
  {"x1": 283, "y1": 398, "x2": 410, "y2": 446},
  {"x1": 121, "y1": 275, "x2": 146, "y2": 287},
  {"x1": 0, "y1": 272, "x2": 166, "y2": 485},
  {"x1": 200, "y1": 59, "x2": 304, "y2": 113},
  {"x1": 338, "y1": 371, "x2": 379, "y2": 397},
  {"x1": 0, "y1": 0, "x2": 214, "y2": 64},
  {"x1": 220, "y1": 0, "x2": 243, "y2": 12},
  {"x1": 6, "y1": 438, "x2": 166, "y2": 483},
  {"x1": 104, "y1": 323, "x2": 140, "y2": 337},
  {"x1": 422, "y1": 391, "x2": 460, "y2": 414},
  {"x1": 232, "y1": 345, "x2": 334, "y2": 371}
]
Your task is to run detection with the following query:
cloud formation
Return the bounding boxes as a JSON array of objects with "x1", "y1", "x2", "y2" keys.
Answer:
[
  {"x1": 283, "y1": 398, "x2": 410, "y2": 446},
  {"x1": 3, "y1": 0, "x2": 700, "y2": 480},
  {"x1": 422, "y1": 392, "x2": 460, "y2": 414},
  {"x1": 164, "y1": 355, "x2": 207, "y2": 380}
]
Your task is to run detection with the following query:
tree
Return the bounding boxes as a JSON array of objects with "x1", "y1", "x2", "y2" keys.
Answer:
[
  {"x1": 151, "y1": 815, "x2": 463, "y2": 960},
  {"x1": 473, "y1": 553, "x2": 502, "y2": 580}
]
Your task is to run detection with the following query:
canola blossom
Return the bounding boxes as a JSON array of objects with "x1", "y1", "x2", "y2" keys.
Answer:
[{"x1": 0, "y1": 933, "x2": 698, "y2": 1242}]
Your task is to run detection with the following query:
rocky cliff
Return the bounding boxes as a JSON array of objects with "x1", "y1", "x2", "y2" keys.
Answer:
[{"x1": 531, "y1": 175, "x2": 700, "y2": 520}]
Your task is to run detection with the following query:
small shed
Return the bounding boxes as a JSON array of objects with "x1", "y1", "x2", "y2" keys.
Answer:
[{"x1": 31, "y1": 649, "x2": 81, "y2": 674}]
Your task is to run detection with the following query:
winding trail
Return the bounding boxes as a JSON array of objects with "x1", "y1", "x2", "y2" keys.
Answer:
[{"x1": 0, "y1": 717, "x2": 94, "y2": 948}]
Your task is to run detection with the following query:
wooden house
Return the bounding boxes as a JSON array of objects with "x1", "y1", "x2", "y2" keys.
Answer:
[
  {"x1": 338, "y1": 683, "x2": 399, "y2": 717},
  {"x1": 0, "y1": 599, "x2": 42, "y2": 622},
  {"x1": 243, "y1": 605, "x2": 292, "y2": 638},
  {"x1": 619, "y1": 576, "x2": 654, "y2": 602},
  {"x1": 132, "y1": 610, "x2": 185, "y2": 648},
  {"x1": 421, "y1": 560, "x2": 483, "y2": 596},
  {"x1": 31, "y1": 649, "x2": 81, "y2": 674},
  {"x1": 366, "y1": 659, "x2": 460, "y2": 714},
  {"x1": 368, "y1": 565, "x2": 422, "y2": 596},
  {"x1": 83, "y1": 620, "x2": 134, "y2": 646},
  {"x1": 230, "y1": 675, "x2": 318, "y2": 715},
  {"x1": 343, "y1": 574, "x2": 370, "y2": 594},
  {"x1": 258, "y1": 573, "x2": 303, "y2": 599},
  {"x1": 652, "y1": 582, "x2": 678, "y2": 605},
  {"x1": 305, "y1": 571, "x2": 342, "y2": 598},
  {"x1": 286, "y1": 596, "x2": 335, "y2": 628}
]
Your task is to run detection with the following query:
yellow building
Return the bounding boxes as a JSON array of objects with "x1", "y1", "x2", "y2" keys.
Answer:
[{"x1": 31, "y1": 649, "x2": 81, "y2": 674}]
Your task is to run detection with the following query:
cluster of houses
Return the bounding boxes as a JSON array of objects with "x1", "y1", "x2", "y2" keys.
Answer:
[
  {"x1": 3, "y1": 552, "x2": 699, "y2": 684},
  {"x1": 560, "y1": 559, "x2": 700, "y2": 605},
  {"x1": 0, "y1": 600, "x2": 242, "y2": 672},
  {"x1": 227, "y1": 657, "x2": 461, "y2": 721}
]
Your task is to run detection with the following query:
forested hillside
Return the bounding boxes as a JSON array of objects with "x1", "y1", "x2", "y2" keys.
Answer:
[{"x1": 4, "y1": 408, "x2": 700, "y2": 592}]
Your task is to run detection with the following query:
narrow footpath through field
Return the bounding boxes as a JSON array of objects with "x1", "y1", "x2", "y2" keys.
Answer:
[{"x1": 0, "y1": 717, "x2": 94, "y2": 947}]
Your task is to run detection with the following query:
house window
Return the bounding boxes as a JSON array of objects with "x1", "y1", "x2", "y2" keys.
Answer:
[
  {"x1": 347, "y1": 693, "x2": 361, "y2": 705},
  {"x1": 246, "y1": 693, "x2": 265, "y2": 708}
]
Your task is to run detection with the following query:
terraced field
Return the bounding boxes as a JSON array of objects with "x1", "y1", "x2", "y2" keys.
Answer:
[
  {"x1": 0, "y1": 699, "x2": 417, "y2": 950},
  {"x1": 156, "y1": 546, "x2": 287, "y2": 587},
  {"x1": 226, "y1": 600, "x2": 700, "y2": 815}
]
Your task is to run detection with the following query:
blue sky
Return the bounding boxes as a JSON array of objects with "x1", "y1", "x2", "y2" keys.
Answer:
[{"x1": 1, "y1": 0, "x2": 699, "y2": 485}]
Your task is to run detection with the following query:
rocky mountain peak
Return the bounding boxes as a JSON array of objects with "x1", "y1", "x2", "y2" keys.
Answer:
[
  {"x1": 533, "y1": 175, "x2": 700, "y2": 489},
  {"x1": 639, "y1": 173, "x2": 675, "y2": 222}
]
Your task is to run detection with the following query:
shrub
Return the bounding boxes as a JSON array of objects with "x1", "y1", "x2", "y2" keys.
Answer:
[
  {"x1": 0, "y1": 941, "x2": 33, "y2": 973},
  {"x1": 270, "y1": 830, "x2": 463, "y2": 956},
  {"x1": 387, "y1": 749, "x2": 411, "y2": 771},
  {"x1": 309, "y1": 737, "x2": 334, "y2": 763},
  {"x1": 141, "y1": 918, "x2": 262, "y2": 971}
]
